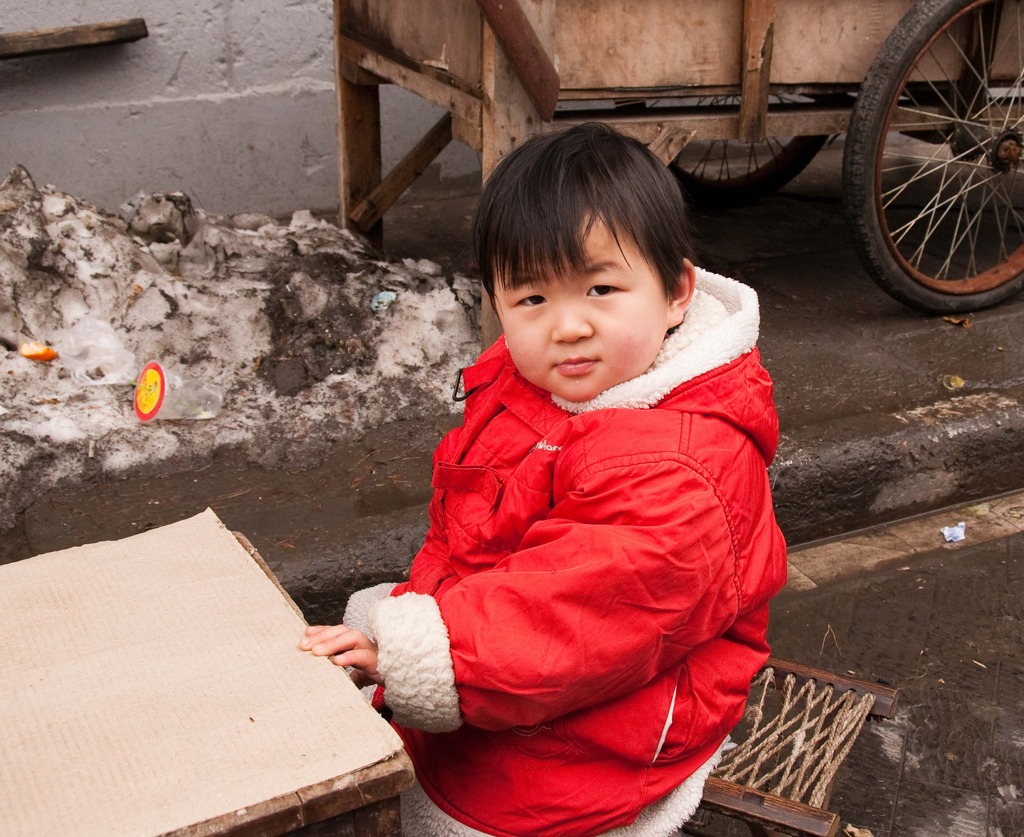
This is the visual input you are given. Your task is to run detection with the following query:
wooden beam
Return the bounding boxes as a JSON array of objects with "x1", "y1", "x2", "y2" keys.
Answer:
[
  {"x1": 0, "y1": 18, "x2": 148, "y2": 60},
  {"x1": 701, "y1": 778, "x2": 840, "y2": 837},
  {"x1": 337, "y1": 32, "x2": 483, "y2": 147},
  {"x1": 348, "y1": 114, "x2": 454, "y2": 232},
  {"x1": 765, "y1": 657, "x2": 900, "y2": 720},
  {"x1": 738, "y1": 0, "x2": 776, "y2": 143},
  {"x1": 475, "y1": 0, "x2": 559, "y2": 121},
  {"x1": 554, "y1": 105, "x2": 852, "y2": 143}
]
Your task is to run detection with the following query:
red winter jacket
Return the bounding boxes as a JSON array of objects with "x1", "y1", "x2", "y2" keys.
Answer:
[{"x1": 357, "y1": 270, "x2": 788, "y2": 836}]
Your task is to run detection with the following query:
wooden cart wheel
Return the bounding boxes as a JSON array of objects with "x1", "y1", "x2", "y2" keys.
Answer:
[
  {"x1": 844, "y1": 0, "x2": 1024, "y2": 312},
  {"x1": 670, "y1": 96, "x2": 827, "y2": 209}
]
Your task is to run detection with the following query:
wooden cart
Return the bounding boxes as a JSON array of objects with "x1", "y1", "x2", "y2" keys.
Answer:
[{"x1": 334, "y1": 0, "x2": 1024, "y2": 336}]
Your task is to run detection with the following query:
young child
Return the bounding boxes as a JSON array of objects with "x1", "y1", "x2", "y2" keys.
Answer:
[{"x1": 300, "y1": 122, "x2": 787, "y2": 836}]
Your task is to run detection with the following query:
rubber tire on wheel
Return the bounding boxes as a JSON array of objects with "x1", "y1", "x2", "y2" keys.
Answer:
[
  {"x1": 670, "y1": 94, "x2": 828, "y2": 209},
  {"x1": 844, "y1": 0, "x2": 1024, "y2": 313}
]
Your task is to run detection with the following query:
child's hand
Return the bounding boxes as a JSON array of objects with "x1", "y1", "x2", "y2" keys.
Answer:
[{"x1": 299, "y1": 624, "x2": 383, "y2": 689}]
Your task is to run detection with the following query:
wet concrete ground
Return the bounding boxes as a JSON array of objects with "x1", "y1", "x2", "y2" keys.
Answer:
[{"x1": 771, "y1": 494, "x2": 1024, "y2": 836}]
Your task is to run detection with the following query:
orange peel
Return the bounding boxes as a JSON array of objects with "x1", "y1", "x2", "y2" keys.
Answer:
[{"x1": 19, "y1": 341, "x2": 59, "y2": 362}]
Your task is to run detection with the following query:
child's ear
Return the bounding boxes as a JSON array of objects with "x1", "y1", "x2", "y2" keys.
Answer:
[{"x1": 668, "y1": 259, "x2": 697, "y2": 327}]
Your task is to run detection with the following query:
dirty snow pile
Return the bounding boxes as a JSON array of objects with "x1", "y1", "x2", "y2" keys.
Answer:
[{"x1": 0, "y1": 165, "x2": 480, "y2": 531}]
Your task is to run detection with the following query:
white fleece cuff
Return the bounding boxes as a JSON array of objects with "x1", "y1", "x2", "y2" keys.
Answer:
[
  {"x1": 342, "y1": 582, "x2": 398, "y2": 641},
  {"x1": 369, "y1": 592, "x2": 462, "y2": 733}
]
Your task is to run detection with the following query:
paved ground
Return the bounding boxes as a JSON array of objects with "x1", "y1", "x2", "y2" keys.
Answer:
[{"x1": 770, "y1": 492, "x2": 1024, "y2": 836}]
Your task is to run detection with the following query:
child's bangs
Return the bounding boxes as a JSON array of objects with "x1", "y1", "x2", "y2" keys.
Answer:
[
  {"x1": 474, "y1": 122, "x2": 696, "y2": 297},
  {"x1": 489, "y1": 171, "x2": 636, "y2": 293},
  {"x1": 490, "y1": 207, "x2": 595, "y2": 292}
]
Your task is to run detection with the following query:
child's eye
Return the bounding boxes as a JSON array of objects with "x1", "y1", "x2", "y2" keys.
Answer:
[
  {"x1": 519, "y1": 294, "x2": 546, "y2": 306},
  {"x1": 588, "y1": 285, "x2": 614, "y2": 297}
]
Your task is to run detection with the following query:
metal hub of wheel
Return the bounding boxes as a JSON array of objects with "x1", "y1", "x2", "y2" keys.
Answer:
[{"x1": 991, "y1": 131, "x2": 1023, "y2": 173}]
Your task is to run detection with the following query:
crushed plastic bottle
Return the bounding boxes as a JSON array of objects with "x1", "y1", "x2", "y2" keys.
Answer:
[{"x1": 134, "y1": 361, "x2": 223, "y2": 422}]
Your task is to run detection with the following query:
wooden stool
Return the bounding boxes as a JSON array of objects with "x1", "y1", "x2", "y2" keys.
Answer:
[{"x1": 690, "y1": 658, "x2": 899, "y2": 837}]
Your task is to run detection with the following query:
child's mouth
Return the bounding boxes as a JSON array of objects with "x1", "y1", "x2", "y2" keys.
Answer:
[{"x1": 557, "y1": 358, "x2": 597, "y2": 376}]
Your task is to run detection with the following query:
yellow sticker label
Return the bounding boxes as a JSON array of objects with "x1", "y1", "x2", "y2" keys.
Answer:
[{"x1": 134, "y1": 362, "x2": 166, "y2": 421}]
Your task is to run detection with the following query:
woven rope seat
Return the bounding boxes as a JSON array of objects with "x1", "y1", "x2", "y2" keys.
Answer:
[{"x1": 689, "y1": 658, "x2": 899, "y2": 837}]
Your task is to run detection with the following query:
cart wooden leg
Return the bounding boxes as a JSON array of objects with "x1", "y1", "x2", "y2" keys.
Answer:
[
  {"x1": 480, "y1": 25, "x2": 540, "y2": 346},
  {"x1": 478, "y1": 1, "x2": 556, "y2": 347},
  {"x1": 334, "y1": 0, "x2": 383, "y2": 249},
  {"x1": 337, "y1": 79, "x2": 382, "y2": 249},
  {"x1": 739, "y1": 0, "x2": 777, "y2": 143}
]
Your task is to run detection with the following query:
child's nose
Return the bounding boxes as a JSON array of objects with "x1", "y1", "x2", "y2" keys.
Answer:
[{"x1": 551, "y1": 303, "x2": 593, "y2": 342}]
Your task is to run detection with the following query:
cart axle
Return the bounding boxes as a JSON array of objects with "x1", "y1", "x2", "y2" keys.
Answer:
[{"x1": 993, "y1": 131, "x2": 1023, "y2": 173}]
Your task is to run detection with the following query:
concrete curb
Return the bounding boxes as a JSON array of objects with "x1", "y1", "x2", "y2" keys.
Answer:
[
  {"x1": 772, "y1": 385, "x2": 1024, "y2": 544},
  {"x1": 784, "y1": 488, "x2": 1024, "y2": 594}
]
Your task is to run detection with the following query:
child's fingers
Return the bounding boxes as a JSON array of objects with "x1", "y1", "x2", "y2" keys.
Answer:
[
  {"x1": 328, "y1": 647, "x2": 376, "y2": 670},
  {"x1": 298, "y1": 623, "x2": 354, "y2": 652},
  {"x1": 329, "y1": 648, "x2": 383, "y2": 688},
  {"x1": 348, "y1": 666, "x2": 381, "y2": 690}
]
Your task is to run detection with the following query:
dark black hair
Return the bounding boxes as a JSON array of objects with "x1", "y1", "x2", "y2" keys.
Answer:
[{"x1": 473, "y1": 122, "x2": 696, "y2": 299}]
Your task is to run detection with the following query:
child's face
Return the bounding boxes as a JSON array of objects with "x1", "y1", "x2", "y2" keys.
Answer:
[{"x1": 493, "y1": 222, "x2": 693, "y2": 403}]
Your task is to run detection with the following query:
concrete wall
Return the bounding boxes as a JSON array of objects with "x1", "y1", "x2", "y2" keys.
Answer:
[{"x1": 0, "y1": 1, "x2": 479, "y2": 217}]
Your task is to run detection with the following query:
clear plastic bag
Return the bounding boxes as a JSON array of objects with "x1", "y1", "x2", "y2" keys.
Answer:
[{"x1": 59, "y1": 317, "x2": 137, "y2": 386}]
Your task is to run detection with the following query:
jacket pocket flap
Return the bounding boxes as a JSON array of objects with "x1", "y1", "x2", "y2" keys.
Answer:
[{"x1": 433, "y1": 462, "x2": 503, "y2": 507}]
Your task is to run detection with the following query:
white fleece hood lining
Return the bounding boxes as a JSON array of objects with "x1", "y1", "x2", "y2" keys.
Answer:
[{"x1": 552, "y1": 268, "x2": 760, "y2": 414}]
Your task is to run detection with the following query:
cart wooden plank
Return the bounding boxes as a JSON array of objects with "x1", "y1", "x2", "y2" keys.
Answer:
[
  {"x1": 555, "y1": 104, "x2": 853, "y2": 144},
  {"x1": 555, "y1": 0, "x2": 915, "y2": 92},
  {"x1": 338, "y1": 0, "x2": 482, "y2": 89}
]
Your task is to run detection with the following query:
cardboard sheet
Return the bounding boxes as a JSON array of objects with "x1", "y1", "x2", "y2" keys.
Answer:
[{"x1": 0, "y1": 509, "x2": 405, "y2": 835}]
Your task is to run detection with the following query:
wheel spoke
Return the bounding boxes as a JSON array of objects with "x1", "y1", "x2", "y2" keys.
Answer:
[
  {"x1": 879, "y1": 142, "x2": 987, "y2": 210},
  {"x1": 884, "y1": 151, "x2": 1019, "y2": 276},
  {"x1": 937, "y1": 176, "x2": 997, "y2": 276},
  {"x1": 939, "y1": 14, "x2": 991, "y2": 119},
  {"x1": 889, "y1": 167, "x2": 1023, "y2": 279},
  {"x1": 888, "y1": 158, "x2": 966, "y2": 248},
  {"x1": 672, "y1": 95, "x2": 827, "y2": 208}
]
